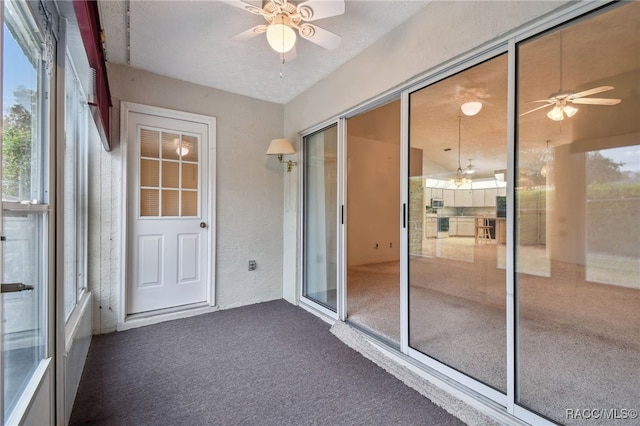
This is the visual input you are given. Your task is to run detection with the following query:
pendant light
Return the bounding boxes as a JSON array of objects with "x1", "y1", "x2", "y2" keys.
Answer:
[{"x1": 451, "y1": 116, "x2": 471, "y2": 187}]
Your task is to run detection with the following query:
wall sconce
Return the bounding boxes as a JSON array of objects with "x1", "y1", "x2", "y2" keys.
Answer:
[{"x1": 267, "y1": 138, "x2": 297, "y2": 172}]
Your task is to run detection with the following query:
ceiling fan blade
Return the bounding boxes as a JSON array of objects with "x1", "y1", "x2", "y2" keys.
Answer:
[
  {"x1": 571, "y1": 97, "x2": 621, "y2": 105},
  {"x1": 297, "y1": 0, "x2": 345, "y2": 21},
  {"x1": 519, "y1": 103, "x2": 554, "y2": 117},
  {"x1": 297, "y1": 23, "x2": 341, "y2": 50},
  {"x1": 570, "y1": 85, "x2": 614, "y2": 99},
  {"x1": 528, "y1": 99, "x2": 555, "y2": 103},
  {"x1": 222, "y1": 1, "x2": 267, "y2": 16},
  {"x1": 231, "y1": 25, "x2": 268, "y2": 41}
]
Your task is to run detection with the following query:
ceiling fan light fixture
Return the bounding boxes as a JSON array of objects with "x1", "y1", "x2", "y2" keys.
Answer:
[
  {"x1": 547, "y1": 105, "x2": 565, "y2": 121},
  {"x1": 563, "y1": 104, "x2": 578, "y2": 118},
  {"x1": 266, "y1": 20, "x2": 296, "y2": 53},
  {"x1": 461, "y1": 101, "x2": 482, "y2": 116}
]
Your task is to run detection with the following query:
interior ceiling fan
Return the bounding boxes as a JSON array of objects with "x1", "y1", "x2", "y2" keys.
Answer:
[
  {"x1": 226, "y1": 0, "x2": 345, "y2": 58},
  {"x1": 520, "y1": 85, "x2": 621, "y2": 121},
  {"x1": 520, "y1": 33, "x2": 621, "y2": 121}
]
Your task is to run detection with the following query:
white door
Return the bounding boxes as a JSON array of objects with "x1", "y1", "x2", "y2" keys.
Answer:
[{"x1": 126, "y1": 110, "x2": 211, "y2": 314}]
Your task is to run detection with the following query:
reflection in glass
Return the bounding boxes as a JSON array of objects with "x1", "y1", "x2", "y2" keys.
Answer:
[
  {"x1": 408, "y1": 54, "x2": 507, "y2": 392},
  {"x1": 516, "y1": 3, "x2": 640, "y2": 422},
  {"x1": 303, "y1": 125, "x2": 338, "y2": 311}
]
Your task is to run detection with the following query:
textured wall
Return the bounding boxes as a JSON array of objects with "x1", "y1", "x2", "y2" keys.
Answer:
[{"x1": 89, "y1": 64, "x2": 285, "y2": 333}]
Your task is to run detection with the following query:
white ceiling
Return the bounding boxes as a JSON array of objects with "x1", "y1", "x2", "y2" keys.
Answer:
[{"x1": 98, "y1": 0, "x2": 431, "y2": 104}]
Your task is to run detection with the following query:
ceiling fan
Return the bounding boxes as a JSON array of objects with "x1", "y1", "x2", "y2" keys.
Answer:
[
  {"x1": 520, "y1": 85, "x2": 621, "y2": 121},
  {"x1": 520, "y1": 33, "x2": 621, "y2": 121},
  {"x1": 226, "y1": 0, "x2": 345, "y2": 57}
]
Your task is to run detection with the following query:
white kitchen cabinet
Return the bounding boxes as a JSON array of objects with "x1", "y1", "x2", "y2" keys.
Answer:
[
  {"x1": 432, "y1": 188, "x2": 443, "y2": 199},
  {"x1": 449, "y1": 218, "x2": 458, "y2": 236},
  {"x1": 472, "y1": 189, "x2": 485, "y2": 207},
  {"x1": 457, "y1": 218, "x2": 475, "y2": 236},
  {"x1": 443, "y1": 189, "x2": 454, "y2": 207},
  {"x1": 484, "y1": 188, "x2": 498, "y2": 207},
  {"x1": 498, "y1": 187, "x2": 507, "y2": 197},
  {"x1": 454, "y1": 189, "x2": 473, "y2": 207},
  {"x1": 425, "y1": 216, "x2": 437, "y2": 238}
]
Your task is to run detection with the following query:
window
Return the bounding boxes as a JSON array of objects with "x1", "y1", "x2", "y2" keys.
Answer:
[
  {"x1": 63, "y1": 55, "x2": 89, "y2": 320},
  {"x1": 1, "y1": 0, "x2": 50, "y2": 419}
]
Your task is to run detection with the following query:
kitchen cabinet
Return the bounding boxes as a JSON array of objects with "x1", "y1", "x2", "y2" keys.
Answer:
[
  {"x1": 454, "y1": 189, "x2": 472, "y2": 207},
  {"x1": 457, "y1": 217, "x2": 475, "y2": 236},
  {"x1": 484, "y1": 188, "x2": 498, "y2": 207},
  {"x1": 443, "y1": 189, "x2": 454, "y2": 207},
  {"x1": 498, "y1": 187, "x2": 507, "y2": 197},
  {"x1": 472, "y1": 189, "x2": 485, "y2": 207},
  {"x1": 425, "y1": 216, "x2": 437, "y2": 238},
  {"x1": 449, "y1": 218, "x2": 458, "y2": 236}
]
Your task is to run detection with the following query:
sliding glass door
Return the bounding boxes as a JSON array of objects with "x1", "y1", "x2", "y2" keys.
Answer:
[
  {"x1": 407, "y1": 54, "x2": 508, "y2": 395},
  {"x1": 515, "y1": 3, "x2": 640, "y2": 423},
  {"x1": 302, "y1": 124, "x2": 339, "y2": 312}
]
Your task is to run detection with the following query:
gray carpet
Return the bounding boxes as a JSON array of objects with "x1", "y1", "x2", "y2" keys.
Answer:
[
  {"x1": 346, "y1": 241, "x2": 640, "y2": 425},
  {"x1": 69, "y1": 300, "x2": 465, "y2": 425}
]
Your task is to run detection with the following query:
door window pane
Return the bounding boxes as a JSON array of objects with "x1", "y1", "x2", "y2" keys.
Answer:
[
  {"x1": 516, "y1": 3, "x2": 640, "y2": 422},
  {"x1": 303, "y1": 125, "x2": 338, "y2": 311},
  {"x1": 408, "y1": 54, "x2": 508, "y2": 392},
  {"x1": 139, "y1": 128, "x2": 200, "y2": 218}
]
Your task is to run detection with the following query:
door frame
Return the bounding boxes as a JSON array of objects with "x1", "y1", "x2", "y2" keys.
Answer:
[{"x1": 119, "y1": 102, "x2": 216, "y2": 327}]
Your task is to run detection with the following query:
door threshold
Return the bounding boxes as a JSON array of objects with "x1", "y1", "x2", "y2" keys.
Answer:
[{"x1": 118, "y1": 302, "x2": 218, "y2": 331}]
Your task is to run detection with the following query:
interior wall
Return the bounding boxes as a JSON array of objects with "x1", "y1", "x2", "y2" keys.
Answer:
[
  {"x1": 347, "y1": 135, "x2": 400, "y2": 266},
  {"x1": 90, "y1": 64, "x2": 286, "y2": 333}
]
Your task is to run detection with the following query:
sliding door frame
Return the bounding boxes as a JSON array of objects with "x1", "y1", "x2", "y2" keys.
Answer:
[
  {"x1": 296, "y1": 2, "x2": 614, "y2": 425},
  {"x1": 298, "y1": 119, "x2": 343, "y2": 321},
  {"x1": 402, "y1": 43, "x2": 510, "y2": 409}
]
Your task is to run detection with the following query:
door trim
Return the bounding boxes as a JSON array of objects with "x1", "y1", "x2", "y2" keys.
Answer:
[{"x1": 119, "y1": 102, "x2": 216, "y2": 326}]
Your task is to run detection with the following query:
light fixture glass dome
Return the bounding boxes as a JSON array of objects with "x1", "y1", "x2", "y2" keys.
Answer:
[
  {"x1": 266, "y1": 22, "x2": 296, "y2": 53},
  {"x1": 461, "y1": 101, "x2": 483, "y2": 116}
]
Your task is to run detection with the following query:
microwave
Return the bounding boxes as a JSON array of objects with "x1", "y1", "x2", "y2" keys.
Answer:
[{"x1": 431, "y1": 198, "x2": 444, "y2": 209}]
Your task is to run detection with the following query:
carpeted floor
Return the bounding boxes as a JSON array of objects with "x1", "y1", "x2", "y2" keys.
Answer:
[
  {"x1": 346, "y1": 237, "x2": 640, "y2": 425},
  {"x1": 69, "y1": 300, "x2": 466, "y2": 426}
]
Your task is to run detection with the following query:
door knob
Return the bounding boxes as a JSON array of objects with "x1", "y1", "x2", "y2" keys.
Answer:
[{"x1": 200, "y1": 222, "x2": 207, "y2": 229}]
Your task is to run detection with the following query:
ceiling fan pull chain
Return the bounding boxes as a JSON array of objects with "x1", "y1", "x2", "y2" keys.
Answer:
[{"x1": 280, "y1": 53, "x2": 285, "y2": 79}]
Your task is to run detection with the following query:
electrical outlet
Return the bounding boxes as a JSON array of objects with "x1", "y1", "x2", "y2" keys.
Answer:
[{"x1": 248, "y1": 260, "x2": 257, "y2": 271}]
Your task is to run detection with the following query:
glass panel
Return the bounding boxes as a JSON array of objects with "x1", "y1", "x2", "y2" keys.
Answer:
[
  {"x1": 181, "y1": 191, "x2": 197, "y2": 216},
  {"x1": 140, "y1": 159, "x2": 159, "y2": 187},
  {"x1": 181, "y1": 135, "x2": 198, "y2": 162},
  {"x1": 140, "y1": 189, "x2": 159, "y2": 216},
  {"x1": 161, "y1": 161, "x2": 179, "y2": 188},
  {"x1": 408, "y1": 54, "x2": 508, "y2": 392},
  {"x1": 516, "y1": 3, "x2": 640, "y2": 423},
  {"x1": 161, "y1": 132, "x2": 180, "y2": 161},
  {"x1": 162, "y1": 190, "x2": 179, "y2": 216},
  {"x1": 63, "y1": 58, "x2": 78, "y2": 318},
  {"x1": 303, "y1": 125, "x2": 338, "y2": 311},
  {"x1": 140, "y1": 128, "x2": 160, "y2": 158},
  {"x1": 345, "y1": 100, "x2": 401, "y2": 344},
  {"x1": 2, "y1": 1, "x2": 48, "y2": 418},
  {"x1": 1, "y1": 12, "x2": 41, "y2": 203},
  {"x1": 2, "y1": 213, "x2": 47, "y2": 418},
  {"x1": 182, "y1": 163, "x2": 198, "y2": 190}
]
